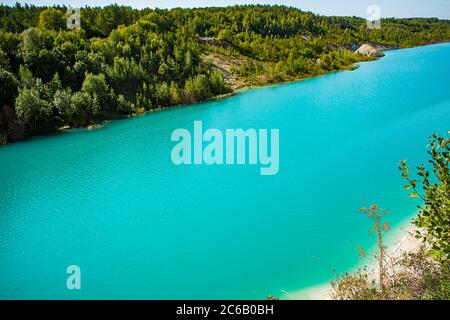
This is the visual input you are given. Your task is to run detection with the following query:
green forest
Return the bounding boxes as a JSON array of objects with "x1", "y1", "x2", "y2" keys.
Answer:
[{"x1": 1, "y1": 4, "x2": 450, "y2": 143}]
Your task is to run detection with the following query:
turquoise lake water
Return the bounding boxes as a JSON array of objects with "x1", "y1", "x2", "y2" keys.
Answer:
[{"x1": 0, "y1": 43, "x2": 449, "y2": 299}]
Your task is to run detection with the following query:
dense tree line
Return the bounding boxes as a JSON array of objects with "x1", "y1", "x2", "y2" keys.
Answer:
[{"x1": 1, "y1": 4, "x2": 449, "y2": 143}]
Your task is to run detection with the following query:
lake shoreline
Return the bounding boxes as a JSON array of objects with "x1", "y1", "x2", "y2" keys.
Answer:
[
  {"x1": 2, "y1": 41, "x2": 448, "y2": 146},
  {"x1": 56, "y1": 41, "x2": 450, "y2": 124},
  {"x1": 285, "y1": 217, "x2": 423, "y2": 300}
]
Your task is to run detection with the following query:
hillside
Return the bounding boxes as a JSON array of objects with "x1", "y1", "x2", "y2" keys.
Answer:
[{"x1": 1, "y1": 4, "x2": 450, "y2": 143}]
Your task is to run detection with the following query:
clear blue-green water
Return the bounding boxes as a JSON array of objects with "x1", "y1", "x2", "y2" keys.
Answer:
[{"x1": 0, "y1": 43, "x2": 449, "y2": 299}]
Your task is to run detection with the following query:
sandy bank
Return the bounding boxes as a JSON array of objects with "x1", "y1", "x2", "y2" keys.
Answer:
[{"x1": 283, "y1": 219, "x2": 422, "y2": 300}]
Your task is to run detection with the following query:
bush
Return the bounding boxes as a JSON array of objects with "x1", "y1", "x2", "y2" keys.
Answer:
[
  {"x1": 400, "y1": 134, "x2": 450, "y2": 260},
  {"x1": 331, "y1": 247, "x2": 450, "y2": 300}
]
